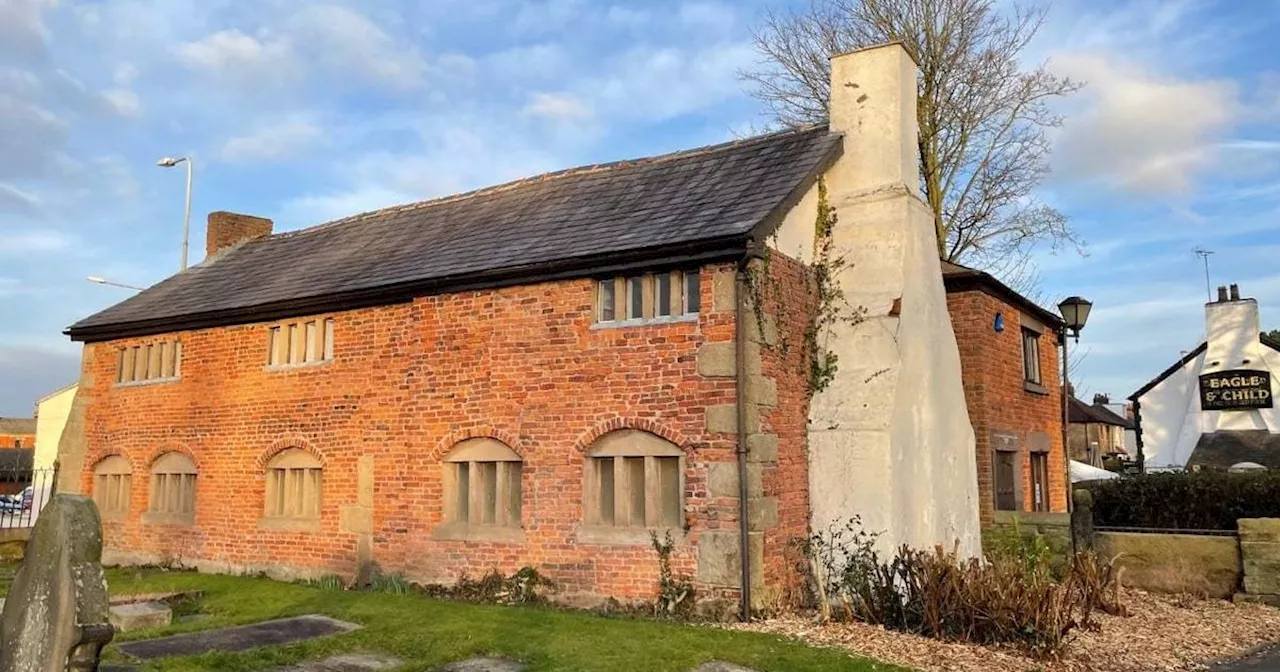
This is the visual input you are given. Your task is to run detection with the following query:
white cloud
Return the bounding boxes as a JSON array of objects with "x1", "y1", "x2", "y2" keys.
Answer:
[
  {"x1": 113, "y1": 62, "x2": 138, "y2": 86},
  {"x1": 522, "y1": 92, "x2": 591, "y2": 120},
  {"x1": 289, "y1": 5, "x2": 426, "y2": 88},
  {"x1": 1052, "y1": 54, "x2": 1237, "y2": 196},
  {"x1": 219, "y1": 116, "x2": 323, "y2": 163},
  {"x1": 176, "y1": 29, "x2": 300, "y2": 88},
  {"x1": 589, "y1": 42, "x2": 756, "y2": 122},
  {"x1": 0, "y1": 184, "x2": 39, "y2": 214},
  {"x1": 101, "y1": 88, "x2": 141, "y2": 117},
  {"x1": 0, "y1": 230, "x2": 73, "y2": 255}
]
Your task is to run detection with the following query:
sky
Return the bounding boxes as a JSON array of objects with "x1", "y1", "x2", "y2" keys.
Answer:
[{"x1": 0, "y1": 0, "x2": 1278, "y2": 415}]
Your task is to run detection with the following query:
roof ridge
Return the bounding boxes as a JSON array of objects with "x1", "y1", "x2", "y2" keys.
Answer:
[{"x1": 271, "y1": 123, "x2": 833, "y2": 241}]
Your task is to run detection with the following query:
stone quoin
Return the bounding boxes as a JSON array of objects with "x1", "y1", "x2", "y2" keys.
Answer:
[{"x1": 59, "y1": 44, "x2": 982, "y2": 612}]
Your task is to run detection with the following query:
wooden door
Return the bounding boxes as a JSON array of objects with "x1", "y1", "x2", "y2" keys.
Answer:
[{"x1": 994, "y1": 451, "x2": 1018, "y2": 511}]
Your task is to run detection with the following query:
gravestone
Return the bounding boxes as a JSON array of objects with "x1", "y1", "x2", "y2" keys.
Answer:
[{"x1": 0, "y1": 494, "x2": 114, "y2": 672}]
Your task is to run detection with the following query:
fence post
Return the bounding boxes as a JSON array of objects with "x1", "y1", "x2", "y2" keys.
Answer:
[{"x1": 1071, "y1": 488, "x2": 1095, "y2": 554}]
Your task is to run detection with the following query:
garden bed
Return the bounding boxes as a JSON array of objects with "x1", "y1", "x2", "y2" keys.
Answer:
[{"x1": 735, "y1": 589, "x2": 1280, "y2": 671}]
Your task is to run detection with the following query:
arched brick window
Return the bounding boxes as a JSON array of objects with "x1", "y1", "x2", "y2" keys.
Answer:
[
  {"x1": 264, "y1": 449, "x2": 322, "y2": 520},
  {"x1": 443, "y1": 438, "x2": 522, "y2": 529},
  {"x1": 147, "y1": 452, "x2": 197, "y2": 524},
  {"x1": 584, "y1": 429, "x2": 684, "y2": 530},
  {"x1": 92, "y1": 455, "x2": 132, "y2": 520}
]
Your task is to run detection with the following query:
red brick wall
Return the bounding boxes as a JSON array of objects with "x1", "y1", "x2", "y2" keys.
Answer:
[
  {"x1": 755, "y1": 251, "x2": 818, "y2": 605},
  {"x1": 76, "y1": 262, "x2": 804, "y2": 604},
  {"x1": 0, "y1": 433, "x2": 33, "y2": 449},
  {"x1": 946, "y1": 290, "x2": 1066, "y2": 526}
]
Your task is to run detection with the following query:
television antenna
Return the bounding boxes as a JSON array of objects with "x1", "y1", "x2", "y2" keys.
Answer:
[{"x1": 1194, "y1": 247, "x2": 1214, "y2": 300}]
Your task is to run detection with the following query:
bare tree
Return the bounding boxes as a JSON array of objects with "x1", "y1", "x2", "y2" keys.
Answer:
[{"x1": 741, "y1": 0, "x2": 1083, "y2": 276}]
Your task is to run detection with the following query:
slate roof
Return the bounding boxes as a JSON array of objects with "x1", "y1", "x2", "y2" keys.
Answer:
[
  {"x1": 1188, "y1": 431, "x2": 1280, "y2": 470},
  {"x1": 940, "y1": 259, "x2": 1063, "y2": 328},
  {"x1": 1068, "y1": 397, "x2": 1132, "y2": 428},
  {"x1": 67, "y1": 126, "x2": 843, "y2": 342},
  {"x1": 0, "y1": 418, "x2": 36, "y2": 436}
]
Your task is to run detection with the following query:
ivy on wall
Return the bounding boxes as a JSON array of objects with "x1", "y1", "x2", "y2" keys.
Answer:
[{"x1": 748, "y1": 176, "x2": 866, "y2": 396}]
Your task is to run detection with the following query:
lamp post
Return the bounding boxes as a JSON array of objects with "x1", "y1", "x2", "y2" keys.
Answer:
[
  {"x1": 1058, "y1": 296, "x2": 1093, "y2": 510},
  {"x1": 87, "y1": 276, "x2": 144, "y2": 291},
  {"x1": 157, "y1": 156, "x2": 194, "y2": 271}
]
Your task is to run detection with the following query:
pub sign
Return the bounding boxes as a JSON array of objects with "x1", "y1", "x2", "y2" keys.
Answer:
[{"x1": 1199, "y1": 370, "x2": 1273, "y2": 411}]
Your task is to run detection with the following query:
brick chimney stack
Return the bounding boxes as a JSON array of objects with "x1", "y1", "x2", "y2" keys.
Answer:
[{"x1": 206, "y1": 211, "x2": 273, "y2": 259}]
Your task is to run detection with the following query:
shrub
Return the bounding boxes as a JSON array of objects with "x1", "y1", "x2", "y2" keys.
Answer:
[
  {"x1": 417, "y1": 566, "x2": 555, "y2": 605},
  {"x1": 651, "y1": 531, "x2": 696, "y2": 619},
  {"x1": 1087, "y1": 470, "x2": 1280, "y2": 530},
  {"x1": 804, "y1": 519, "x2": 1125, "y2": 659}
]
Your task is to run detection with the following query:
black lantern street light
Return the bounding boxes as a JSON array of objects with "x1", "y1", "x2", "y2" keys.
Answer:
[
  {"x1": 1058, "y1": 296, "x2": 1093, "y2": 341},
  {"x1": 1058, "y1": 295, "x2": 1093, "y2": 509}
]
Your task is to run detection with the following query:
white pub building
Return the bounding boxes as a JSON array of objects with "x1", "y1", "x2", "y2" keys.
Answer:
[{"x1": 1130, "y1": 284, "x2": 1280, "y2": 471}]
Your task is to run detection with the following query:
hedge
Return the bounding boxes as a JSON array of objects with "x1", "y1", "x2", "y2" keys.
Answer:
[{"x1": 1086, "y1": 470, "x2": 1280, "y2": 530}]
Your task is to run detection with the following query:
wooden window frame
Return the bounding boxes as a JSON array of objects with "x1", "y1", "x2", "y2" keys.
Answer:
[
  {"x1": 92, "y1": 455, "x2": 132, "y2": 521},
  {"x1": 581, "y1": 429, "x2": 686, "y2": 544},
  {"x1": 259, "y1": 449, "x2": 323, "y2": 532},
  {"x1": 1022, "y1": 328, "x2": 1043, "y2": 388},
  {"x1": 143, "y1": 452, "x2": 197, "y2": 526},
  {"x1": 267, "y1": 318, "x2": 336, "y2": 369},
  {"x1": 435, "y1": 438, "x2": 524, "y2": 542},
  {"x1": 593, "y1": 268, "x2": 701, "y2": 327}
]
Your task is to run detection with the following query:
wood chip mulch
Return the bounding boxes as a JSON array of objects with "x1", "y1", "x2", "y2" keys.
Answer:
[{"x1": 731, "y1": 590, "x2": 1280, "y2": 671}]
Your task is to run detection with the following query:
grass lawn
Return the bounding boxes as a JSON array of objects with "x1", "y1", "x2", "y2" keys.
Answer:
[{"x1": 0, "y1": 565, "x2": 903, "y2": 672}]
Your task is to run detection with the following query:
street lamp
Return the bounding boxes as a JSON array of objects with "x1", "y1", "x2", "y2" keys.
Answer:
[
  {"x1": 1058, "y1": 295, "x2": 1093, "y2": 508},
  {"x1": 87, "y1": 276, "x2": 144, "y2": 291},
  {"x1": 1058, "y1": 296, "x2": 1093, "y2": 341},
  {"x1": 157, "y1": 156, "x2": 194, "y2": 271}
]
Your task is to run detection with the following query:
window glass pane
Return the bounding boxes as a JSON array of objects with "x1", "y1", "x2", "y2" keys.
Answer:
[
  {"x1": 627, "y1": 457, "x2": 645, "y2": 526},
  {"x1": 456, "y1": 462, "x2": 470, "y2": 523},
  {"x1": 599, "y1": 280, "x2": 616, "y2": 322},
  {"x1": 656, "y1": 273, "x2": 672, "y2": 316},
  {"x1": 684, "y1": 270, "x2": 701, "y2": 314},
  {"x1": 628, "y1": 277, "x2": 644, "y2": 319},
  {"x1": 659, "y1": 457, "x2": 681, "y2": 528},
  {"x1": 596, "y1": 458, "x2": 614, "y2": 525}
]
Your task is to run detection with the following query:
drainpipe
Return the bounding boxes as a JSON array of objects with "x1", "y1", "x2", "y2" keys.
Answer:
[{"x1": 734, "y1": 250, "x2": 760, "y2": 622}]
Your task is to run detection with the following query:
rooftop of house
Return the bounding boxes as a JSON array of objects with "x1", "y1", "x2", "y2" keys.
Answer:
[
  {"x1": 0, "y1": 418, "x2": 36, "y2": 436},
  {"x1": 67, "y1": 125, "x2": 844, "y2": 343},
  {"x1": 1067, "y1": 397, "x2": 1133, "y2": 429},
  {"x1": 940, "y1": 259, "x2": 1063, "y2": 329}
]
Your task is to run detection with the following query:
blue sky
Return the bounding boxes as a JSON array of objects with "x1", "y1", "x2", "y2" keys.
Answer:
[{"x1": 0, "y1": 0, "x2": 1278, "y2": 415}]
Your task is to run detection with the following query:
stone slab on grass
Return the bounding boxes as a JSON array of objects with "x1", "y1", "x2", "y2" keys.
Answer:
[
  {"x1": 109, "y1": 601, "x2": 172, "y2": 632},
  {"x1": 276, "y1": 653, "x2": 402, "y2": 671},
  {"x1": 109, "y1": 590, "x2": 203, "y2": 606},
  {"x1": 118, "y1": 614, "x2": 360, "y2": 660},
  {"x1": 436, "y1": 657, "x2": 528, "y2": 671},
  {"x1": 691, "y1": 663, "x2": 761, "y2": 672}
]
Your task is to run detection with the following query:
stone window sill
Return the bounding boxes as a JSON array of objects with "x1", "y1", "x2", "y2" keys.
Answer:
[
  {"x1": 590, "y1": 314, "x2": 698, "y2": 330},
  {"x1": 1023, "y1": 381, "x2": 1049, "y2": 396},
  {"x1": 265, "y1": 360, "x2": 333, "y2": 372},
  {"x1": 576, "y1": 525, "x2": 687, "y2": 546},
  {"x1": 114, "y1": 377, "x2": 181, "y2": 389},
  {"x1": 100, "y1": 511, "x2": 129, "y2": 523},
  {"x1": 142, "y1": 511, "x2": 194, "y2": 527},
  {"x1": 257, "y1": 516, "x2": 322, "y2": 533},
  {"x1": 432, "y1": 523, "x2": 526, "y2": 544}
]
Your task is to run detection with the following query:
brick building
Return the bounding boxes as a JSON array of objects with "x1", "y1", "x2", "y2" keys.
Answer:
[
  {"x1": 0, "y1": 418, "x2": 36, "y2": 450},
  {"x1": 58, "y1": 44, "x2": 984, "y2": 613},
  {"x1": 942, "y1": 261, "x2": 1068, "y2": 525}
]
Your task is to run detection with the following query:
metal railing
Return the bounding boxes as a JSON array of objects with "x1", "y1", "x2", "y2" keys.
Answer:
[{"x1": 0, "y1": 465, "x2": 57, "y2": 530}]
